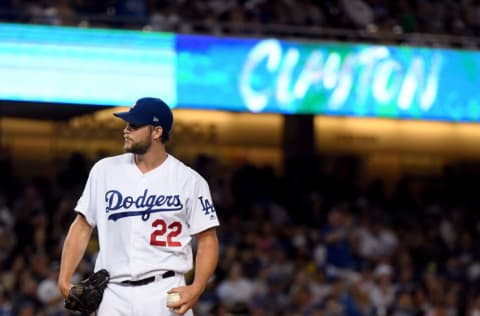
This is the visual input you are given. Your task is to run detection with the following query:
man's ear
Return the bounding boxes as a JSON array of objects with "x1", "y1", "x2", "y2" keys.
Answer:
[{"x1": 152, "y1": 126, "x2": 163, "y2": 141}]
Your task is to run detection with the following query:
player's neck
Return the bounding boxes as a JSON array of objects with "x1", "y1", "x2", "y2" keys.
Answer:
[{"x1": 134, "y1": 148, "x2": 168, "y2": 173}]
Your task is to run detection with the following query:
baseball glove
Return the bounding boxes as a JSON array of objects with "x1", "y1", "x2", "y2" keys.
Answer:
[{"x1": 65, "y1": 269, "x2": 110, "y2": 315}]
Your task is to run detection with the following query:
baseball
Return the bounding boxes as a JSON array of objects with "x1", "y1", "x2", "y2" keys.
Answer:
[{"x1": 167, "y1": 293, "x2": 181, "y2": 304}]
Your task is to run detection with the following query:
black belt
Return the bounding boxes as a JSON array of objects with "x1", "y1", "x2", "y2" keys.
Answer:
[{"x1": 120, "y1": 270, "x2": 175, "y2": 286}]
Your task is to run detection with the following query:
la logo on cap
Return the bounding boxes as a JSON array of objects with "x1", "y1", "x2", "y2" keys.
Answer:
[{"x1": 153, "y1": 116, "x2": 159, "y2": 122}]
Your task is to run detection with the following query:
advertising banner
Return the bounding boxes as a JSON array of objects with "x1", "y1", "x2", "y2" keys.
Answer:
[
  {"x1": 177, "y1": 34, "x2": 480, "y2": 121},
  {"x1": 0, "y1": 23, "x2": 176, "y2": 106}
]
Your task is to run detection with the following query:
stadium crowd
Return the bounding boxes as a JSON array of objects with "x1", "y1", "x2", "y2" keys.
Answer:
[
  {"x1": 1, "y1": 0, "x2": 480, "y2": 41},
  {"x1": 0, "y1": 152, "x2": 480, "y2": 316}
]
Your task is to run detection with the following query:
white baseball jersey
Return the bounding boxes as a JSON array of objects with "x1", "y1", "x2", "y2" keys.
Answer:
[{"x1": 75, "y1": 153, "x2": 220, "y2": 281}]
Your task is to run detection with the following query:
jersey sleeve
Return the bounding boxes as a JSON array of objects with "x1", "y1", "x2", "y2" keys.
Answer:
[
  {"x1": 187, "y1": 175, "x2": 220, "y2": 235},
  {"x1": 74, "y1": 163, "x2": 99, "y2": 227}
]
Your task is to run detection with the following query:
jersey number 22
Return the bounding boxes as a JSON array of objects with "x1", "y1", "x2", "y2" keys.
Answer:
[{"x1": 150, "y1": 219, "x2": 182, "y2": 247}]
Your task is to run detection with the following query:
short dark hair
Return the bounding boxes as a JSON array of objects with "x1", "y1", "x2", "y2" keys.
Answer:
[
  {"x1": 161, "y1": 130, "x2": 170, "y2": 143},
  {"x1": 150, "y1": 125, "x2": 170, "y2": 144}
]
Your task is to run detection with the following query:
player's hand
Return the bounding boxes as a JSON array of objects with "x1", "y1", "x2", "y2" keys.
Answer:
[
  {"x1": 58, "y1": 282, "x2": 73, "y2": 299},
  {"x1": 166, "y1": 284, "x2": 203, "y2": 315}
]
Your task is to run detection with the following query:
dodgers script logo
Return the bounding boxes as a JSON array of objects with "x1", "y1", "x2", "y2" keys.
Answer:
[{"x1": 105, "y1": 189, "x2": 183, "y2": 221}]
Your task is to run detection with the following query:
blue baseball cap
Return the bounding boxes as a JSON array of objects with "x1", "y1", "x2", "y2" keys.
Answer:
[{"x1": 114, "y1": 97, "x2": 173, "y2": 132}]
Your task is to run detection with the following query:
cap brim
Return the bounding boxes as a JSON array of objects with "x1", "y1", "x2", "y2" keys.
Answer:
[{"x1": 113, "y1": 112, "x2": 145, "y2": 125}]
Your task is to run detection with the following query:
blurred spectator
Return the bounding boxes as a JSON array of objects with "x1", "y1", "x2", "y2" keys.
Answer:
[
  {"x1": 195, "y1": 277, "x2": 220, "y2": 316},
  {"x1": 36, "y1": 262, "x2": 63, "y2": 316},
  {"x1": 0, "y1": 195, "x2": 14, "y2": 230},
  {"x1": 369, "y1": 263, "x2": 397, "y2": 314},
  {"x1": 286, "y1": 283, "x2": 323, "y2": 316},
  {"x1": 268, "y1": 244, "x2": 295, "y2": 284},
  {"x1": 0, "y1": 285, "x2": 12, "y2": 316},
  {"x1": 216, "y1": 262, "x2": 255, "y2": 313},
  {"x1": 0, "y1": 224, "x2": 15, "y2": 268},
  {"x1": 320, "y1": 206, "x2": 356, "y2": 271},
  {"x1": 388, "y1": 290, "x2": 416, "y2": 316},
  {"x1": 10, "y1": 271, "x2": 41, "y2": 316},
  {"x1": 353, "y1": 214, "x2": 399, "y2": 264},
  {"x1": 24, "y1": 0, "x2": 64, "y2": 25},
  {"x1": 341, "y1": 279, "x2": 376, "y2": 316}
]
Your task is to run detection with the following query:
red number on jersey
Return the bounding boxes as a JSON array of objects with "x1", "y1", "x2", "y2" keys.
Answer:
[
  {"x1": 166, "y1": 222, "x2": 182, "y2": 247},
  {"x1": 150, "y1": 219, "x2": 182, "y2": 247}
]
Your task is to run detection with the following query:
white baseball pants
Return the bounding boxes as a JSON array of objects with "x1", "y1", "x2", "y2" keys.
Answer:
[{"x1": 97, "y1": 273, "x2": 194, "y2": 316}]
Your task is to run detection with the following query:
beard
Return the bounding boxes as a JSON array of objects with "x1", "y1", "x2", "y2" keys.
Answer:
[{"x1": 124, "y1": 137, "x2": 151, "y2": 155}]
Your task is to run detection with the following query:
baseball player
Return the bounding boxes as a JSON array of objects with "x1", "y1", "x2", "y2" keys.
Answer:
[{"x1": 57, "y1": 97, "x2": 220, "y2": 315}]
